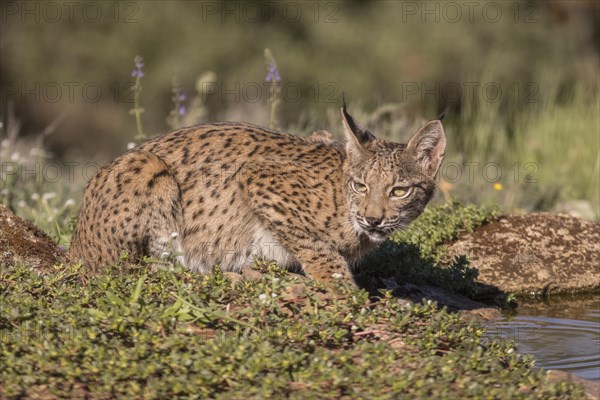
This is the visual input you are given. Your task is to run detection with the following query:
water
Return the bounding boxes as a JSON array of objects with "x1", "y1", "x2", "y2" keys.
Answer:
[{"x1": 485, "y1": 295, "x2": 600, "y2": 381}]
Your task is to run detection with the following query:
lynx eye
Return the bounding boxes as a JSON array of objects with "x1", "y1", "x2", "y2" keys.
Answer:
[
  {"x1": 351, "y1": 180, "x2": 368, "y2": 194},
  {"x1": 391, "y1": 186, "x2": 412, "y2": 199}
]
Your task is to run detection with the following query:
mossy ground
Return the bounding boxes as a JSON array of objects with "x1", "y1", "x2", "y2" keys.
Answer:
[{"x1": 0, "y1": 204, "x2": 586, "y2": 399}]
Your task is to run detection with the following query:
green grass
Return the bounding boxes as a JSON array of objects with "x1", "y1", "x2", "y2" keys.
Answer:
[
  {"x1": 0, "y1": 262, "x2": 586, "y2": 399},
  {"x1": 446, "y1": 74, "x2": 600, "y2": 214}
]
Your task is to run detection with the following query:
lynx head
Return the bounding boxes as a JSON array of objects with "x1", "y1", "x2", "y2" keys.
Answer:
[{"x1": 341, "y1": 101, "x2": 446, "y2": 242}]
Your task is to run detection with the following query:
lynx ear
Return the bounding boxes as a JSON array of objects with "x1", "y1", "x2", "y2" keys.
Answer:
[
  {"x1": 407, "y1": 120, "x2": 446, "y2": 178},
  {"x1": 341, "y1": 96, "x2": 376, "y2": 161}
]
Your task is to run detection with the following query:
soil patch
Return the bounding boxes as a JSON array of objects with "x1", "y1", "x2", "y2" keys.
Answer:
[{"x1": 0, "y1": 205, "x2": 68, "y2": 270}]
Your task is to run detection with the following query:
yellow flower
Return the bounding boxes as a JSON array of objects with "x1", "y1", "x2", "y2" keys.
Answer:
[{"x1": 493, "y1": 183, "x2": 504, "y2": 191}]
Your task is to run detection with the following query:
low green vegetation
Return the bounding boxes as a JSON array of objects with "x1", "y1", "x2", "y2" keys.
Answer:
[
  {"x1": 0, "y1": 185, "x2": 587, "y2": 397},
  {"x1": 0, "y1": 261, "x2": 585, "y2": 399},
  {"x1": 390, "y1": 201, "x2": 498, "y2": 264},
  {"x1": 358, "y1": 201, "x2": 499, "y2": 298}
]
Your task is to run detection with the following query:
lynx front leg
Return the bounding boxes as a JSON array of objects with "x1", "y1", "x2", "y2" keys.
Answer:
[
  {"x1": 293, "y1": 245, "x2": 356, "y2": 288},
  {"x1": 257, "y1": 217, "x2": 356, "y2": 287},
  {"x1": 242, "y1": 161, "x2": 356, "y2": 288}
]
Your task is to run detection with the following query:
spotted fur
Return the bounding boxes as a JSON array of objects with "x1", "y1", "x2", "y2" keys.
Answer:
[{"x1": 70, "y1": 105, "x2": 446, "y2": 286}]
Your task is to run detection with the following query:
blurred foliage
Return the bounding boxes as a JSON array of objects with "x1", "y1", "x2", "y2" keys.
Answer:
[
  {"x1": 1, "y1": 0, "x2": 599, "y2": 211},
  {"x1": 1, "y1": 1, "x2": 598, "y2": 146}
]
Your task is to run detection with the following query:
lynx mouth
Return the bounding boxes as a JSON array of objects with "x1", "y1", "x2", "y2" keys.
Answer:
[
  {"x1": 356, "y1": 223, "x2": 389, "y2": 242},
  {"x1": 364, "y1": 229, "x2": 388, "y2": 242}
]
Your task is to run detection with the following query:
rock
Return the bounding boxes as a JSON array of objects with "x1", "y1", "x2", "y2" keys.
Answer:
[
  {"x1": 223, "y1": 266, "x2": 271, "y2": 285},
  {"x1": 223, "y1": 271, "x2": 243, "y2": 285},
  {"x1": 0, "y1": 204, "x2": 68, "y2": 271},
  {"x1": 284, "y1": 283, "x2": 308, "y2": 299},
  {"x1": 240, "y1": 267, "x2": 265, "y2": 281},
  {"x1": 445, "y1": 213, "x2": 600, "y2": 296}
]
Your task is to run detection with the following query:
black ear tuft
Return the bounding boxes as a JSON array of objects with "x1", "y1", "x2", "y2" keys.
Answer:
[
  {"x1": 341, "y1": 95, "x2": 376, "y2": 145},
  {"x1": 437, "y1": 107, "x2": 449, "y2": 121}
]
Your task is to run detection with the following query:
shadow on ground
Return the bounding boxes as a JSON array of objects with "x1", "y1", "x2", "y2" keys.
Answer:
[{"x1": 354, "y1": 241, "x2": 503, "y2": 318}]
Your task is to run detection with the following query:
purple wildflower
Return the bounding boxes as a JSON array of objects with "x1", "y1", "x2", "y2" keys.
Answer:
[
  {"x1": 265, "y1": 62, "x2": 281, "y2": 83},
  {"x1": 174, "y1": 89, "x2": 186, "y2": 115},
  {"x1": 132, "y1": 56, "x2": 144, "y2": 78}
]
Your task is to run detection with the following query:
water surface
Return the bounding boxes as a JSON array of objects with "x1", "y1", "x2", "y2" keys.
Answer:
[{"x1": 486, "y1": 295, "x2": 600, "y2": 381}]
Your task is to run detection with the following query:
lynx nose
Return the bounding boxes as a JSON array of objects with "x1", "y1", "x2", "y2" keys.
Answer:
[{"x1": 365, "y1": 217, "x2": 383, "y2": 227}]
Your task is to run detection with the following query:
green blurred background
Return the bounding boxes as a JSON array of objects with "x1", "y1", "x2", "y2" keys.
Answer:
[{"x1": 1, "y1": 0, "x2": 599, "y2": 238}]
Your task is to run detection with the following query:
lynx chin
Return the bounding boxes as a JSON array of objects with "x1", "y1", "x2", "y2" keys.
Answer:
[{"x1": 70, "y1": 100, "x2": 446, "y2": 287}]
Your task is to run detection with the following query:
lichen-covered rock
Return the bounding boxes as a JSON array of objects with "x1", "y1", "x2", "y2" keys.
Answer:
[
  {"x1": 0, "y1": 204, "x2": 68, "y2": 270},
  {"x1": 445, "y1": 213, "x2": 600, "y2": 296}
]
